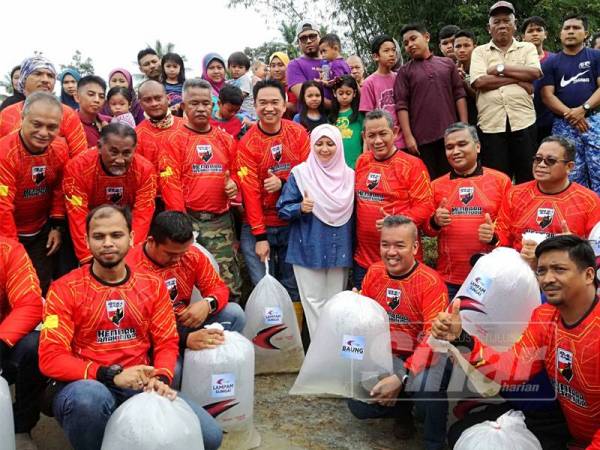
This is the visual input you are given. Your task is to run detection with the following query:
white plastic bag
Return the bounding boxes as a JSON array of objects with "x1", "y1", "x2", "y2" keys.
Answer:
[
  {"x1": 181, "y1": 327, "x2": 260, "y2": 449},
  {"x1": 588, "y1": 221, "x2": 600, "y2": 293},
  {"x1": 290, "y1": 291, "x2": 393, "y2": 399},
  {"x1": 455, "y1": 410, "x2": 542, "y2": 450},
  {"x1": 242, "y1": 261, "x2": 304, "y2": 374},
  {"x1": 101, "y1": 391, "x2": 204, "y2": 450},
  {"x1": 457, "y1": 247, "x2": 541, "y2": 348},
  {"x1": 0, "y1": 375, "x2": 15, "y2": 450}
]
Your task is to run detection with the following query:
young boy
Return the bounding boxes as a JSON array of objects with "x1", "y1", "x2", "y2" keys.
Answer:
[
  {"x1": 227, "y1": 51, "x2": 256, "y2": 122},
  {"x1": 359, "y1": 34, "x2": 405, "y2": 148},
  {"x1": 453, "y1": 30, "x2": 478, "y2": 126},
  {"x1": 74, "y1": 75, "x2": 110, "y2": 147},
  {"x1": 210, "y1": 84, "x2": 246, "y2": 141},
  {"x1": 318, "y1": 33, "x2": 351, "y2": 98},
  {"x1": 438, "y1": 24, "x2": 460, "y2": 61}
]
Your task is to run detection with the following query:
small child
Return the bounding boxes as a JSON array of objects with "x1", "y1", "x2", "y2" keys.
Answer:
[
  {"x1": 210, "y1": 84, "x2": 247, "y2": 141},
  {"x1": 227, "y1": 51, "x2": 256, "y2": 122},
  {"x1": 251, "y1": 60, "x2": 267, "y2": 85},
  {"x1": 318, "y1": 33, "x2": 351, "y2": 99},
  {"x1": 329, "y1": 75, "x2": 363, "y2": 169},
  {"x1": 107, "y1": 86, "x2": 136, "y2": 128},
  {"x1": 293, "y1": 80, "x2": 327, "y2": 132},
  {"x1": 161, "y1": 52, "x2": 185, "y2": 116}
]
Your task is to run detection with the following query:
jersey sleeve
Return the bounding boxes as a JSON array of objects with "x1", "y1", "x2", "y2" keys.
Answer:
[
  {"x1": 148, "y1": 280, "x2": 179, "y2": 382},
  {"x1": 62, "y1": 107, "x2": 88, "y2": 158},
  {"x1": 63, "y1": 157, "x2": 92, "y2": 262},
  {"x1": 50, "y1": 146, "x2": 69, "y2": 220},
  {"x1": 131, "y1": 159, "x2": 157, "y2": 245},
  {"x1": 236, "y1": 139, "x2": 266, "y2": 235},
  {"x1": 0, "y1": 151, "x2": 18, "y2": 239},
  {"x1": 0, "y1": 107, "x2": 17, "y2": 138},
  {"x1": 157, "y1": 138, "x2": 186, "y2": 212},
  {"x1": 0, "y1": 242, "x2": 42, "y2": 346},
  {"x1": 194, "y1": 250, "x2": 230, "y2": 313},
  {"x1": 404, "y1": 159, "x2": 434, "y2": 228},
  {"x1": 495, "y1": 188, "x2": 516, "y2": 247}
]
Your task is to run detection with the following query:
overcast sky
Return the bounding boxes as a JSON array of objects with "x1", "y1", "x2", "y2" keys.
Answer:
[{"x1": 1, "y1": 0, "x2": 284, "y2": 94}]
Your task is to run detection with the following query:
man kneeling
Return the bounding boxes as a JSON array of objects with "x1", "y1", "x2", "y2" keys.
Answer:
[{"x1": 38, "y1": 205, "x2": 222, "y2": 450}]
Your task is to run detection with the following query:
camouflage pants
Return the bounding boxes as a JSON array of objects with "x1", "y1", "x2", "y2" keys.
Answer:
[{"x1": 188, "y1": 211, "x2": 242, "y2": 300}]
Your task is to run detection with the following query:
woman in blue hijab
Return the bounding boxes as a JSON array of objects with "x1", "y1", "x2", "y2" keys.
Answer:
[{"x1": 58, "y1": 68, "x2": 81, "y2": 109}]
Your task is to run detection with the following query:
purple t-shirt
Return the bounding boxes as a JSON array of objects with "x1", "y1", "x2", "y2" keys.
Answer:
[
  {"x1": 359, "y1": 72, "x2": 405, "y2": 148},
  {"x1": 323, "y1": 57, "x2": 351, "y2": 99},
  {"x1": 287, "y1": 55, "x2": 332, "y2": 99}
]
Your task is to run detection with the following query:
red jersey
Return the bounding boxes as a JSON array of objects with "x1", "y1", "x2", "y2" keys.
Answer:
[
  {"x1": 39, "y1": 265, "x2": 178, "y2": 383},
  {"x1": 126, "y1": 243, "x2": 229, "y2": 314},
  {"x1": 0, "y1": 237, "x2": 42, "y2": 346},
  {"x1": 362, "y1": 261, "x2": 448, "y2": 358},
  {"x1": 0, "y1": 101, "x2": 87, "y2": 158},
  {"x1": 0, "y1": 131, "x2": 68, "y2": 237},
  {"x1": 423, "y1": 167, "x2": 511, "y2": 285},
  {"x1": 158, "y1": 125, "x2": 238, "y2": 214},
  {"x1": 496, "y1": 181, "x2": 600, "y2": 251},
  {"x1": 63, "y1": 150, "x2": 156, "y2": 262},
  {"x1": 236, "y1": 120, "x2": 310, "y2": 236},
  {"x1": 462, "y1": 301, "x2": 600, "y2": 447},
  {"x1": 135, "y1": 116, "x2": 183, "y2": 172},
  {"x1": 354, "y1": 150, "x2": 434, "y2": 268},
  {"x1": 210, "y1": 116, "x2": 243, "y2": 141}
]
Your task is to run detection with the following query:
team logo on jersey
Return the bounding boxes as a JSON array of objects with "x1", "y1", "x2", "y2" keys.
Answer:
[
  {"x1": 165, "y1": 278, "x2": 178, "y2": 301},
  {"x1": 459, "y1": 187, "x2": 474, "y2": 205},
  {"x1": 536, "y1": 208, "x2": 554, "y2": 229},
  {"x1": 106, "y1": 299, "x2": 125, "y2": 326},
  {"x1": 31, "y1": 166, "x2": 46, "y2": 185},
  {"x1": 270, "y1": 144, "x2": 282, "y2": 162},
  {"x1": 367, "y1": 172, "x2": 381, "y2": 190},
  {"x1": 386, "y1": 288, "x2": 401, "y2": 310},
  {"x1": 557, "y1": 347, "x2": 573, "y2": 382},
  {"x1": 106, "y1": 187, "x2": 123, "y2": 203},
  {"x1": 196, "y1": 144, "x2": 213, "y2": 162}
]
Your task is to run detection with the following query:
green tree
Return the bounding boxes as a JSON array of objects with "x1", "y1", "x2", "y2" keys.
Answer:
[{"x1": 60, "y1": 50, "x2": 95, "y2": 76}]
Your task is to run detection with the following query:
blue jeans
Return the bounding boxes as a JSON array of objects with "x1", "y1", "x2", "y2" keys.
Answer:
[
  {"x1": 347, "y1": 356, "x2": 452, "y2": 450},
  {"x1": 240, "y1": 224, "x2": 299, "y2": 300},
  {"x1": 53, "y1": 380, "x2": 222, "y2": 450},
  {"x1": 352, "y1": 261, "x2": 368, "y2": 289},
  {"x1": 173, "y1": 302, "x2": 247, "y2": 389}
]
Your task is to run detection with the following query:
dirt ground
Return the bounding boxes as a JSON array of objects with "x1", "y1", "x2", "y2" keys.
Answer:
[{"x1": 31, "y1": 373, "x2": 425, "y2": 450}]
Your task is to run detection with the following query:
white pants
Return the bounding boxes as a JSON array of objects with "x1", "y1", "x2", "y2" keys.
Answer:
[{"x1": 293, "y1": 265, "x2": 348, "y2": 338}]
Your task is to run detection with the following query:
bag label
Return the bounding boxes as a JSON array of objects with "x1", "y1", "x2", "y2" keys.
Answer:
[
  {"x1": 264, "y1": 306, "x2": 283, "y2": 325},
  {"x1": 466, "y1": 275, "x2": 491, "y2": 301},
  {"x1": 211, "y1": 373, "x2": 235, "y2": 398},
  {"x1": 341, "y1": 335, "x2": 365, "y2": 360}
]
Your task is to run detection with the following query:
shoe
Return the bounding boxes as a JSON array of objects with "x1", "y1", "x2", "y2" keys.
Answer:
[
  {"x1": 15, "y1": 433, "x2": 38, "y2": 450},
  {"x1": 393, "y1": 416, "x2": 416, "y2": 440}
]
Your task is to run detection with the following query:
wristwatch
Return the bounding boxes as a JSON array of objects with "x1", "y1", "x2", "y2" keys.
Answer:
[
  {"x1": 496, "y1": 64, "x2": 505, "y2": 76},
  {"x1": 583, "y1": 102, "x2": 592, "y2": 115},
  {"x1": 205, "y1": 297, "x2": 218, "y2": 313},
  {"x1": 97, "y1": 364, "x2": 123, "y2": 387}
]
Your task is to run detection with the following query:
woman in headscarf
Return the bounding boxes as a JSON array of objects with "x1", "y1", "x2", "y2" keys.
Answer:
[
  {"x1": 99, "y1": 68, "x2": 145, "y2": 124},
  {"x1": 269, "y1": 52, "x2": 296, "y2": 118},
  {"x1": 201, "y1": 53, "x2": 227, "y2": 101},
  {"x1": 276, "y1": 124, "x2": 355, "y2": 338},
  {"x1": 0, "y1": 65, "x2": 25, "y2": 111},
  {"x1": 58, "y1": 68, "x2": 81, "y2": 110}
]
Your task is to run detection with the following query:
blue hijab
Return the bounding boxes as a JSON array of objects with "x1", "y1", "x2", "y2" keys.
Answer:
[{"x1": 58, "y1": 68, "x2": 81, "y2": 110}]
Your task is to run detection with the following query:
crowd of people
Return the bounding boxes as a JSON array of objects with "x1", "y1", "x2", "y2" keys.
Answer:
[{"x1": 0, "y1": 1, "x2": 600, "y2": 449}]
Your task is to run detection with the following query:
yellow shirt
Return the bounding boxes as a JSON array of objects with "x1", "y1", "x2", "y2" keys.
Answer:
[{"x1": 470, "y1": 39, "x2": 541, "y2": 133}]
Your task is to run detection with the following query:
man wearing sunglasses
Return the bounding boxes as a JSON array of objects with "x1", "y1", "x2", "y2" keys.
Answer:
[
  {"x1": 287, "y1": 19, "x2": 331, "y2": 107},
  {"x1": 490, "y1": 135, "x2": 600, "y2": 267}
]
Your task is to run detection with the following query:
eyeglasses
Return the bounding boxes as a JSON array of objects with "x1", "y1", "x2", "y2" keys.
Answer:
[
  {"x1": 299, "y1": 33, "x2": 319, "y2": 44},
  {"x1": 532, "y1": 155, "x2": 571, "y2": 166}
]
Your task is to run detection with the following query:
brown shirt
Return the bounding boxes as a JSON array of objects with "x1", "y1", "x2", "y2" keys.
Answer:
[{"x1": 470, "y1": 39, "x2": 541, "y2": 133}]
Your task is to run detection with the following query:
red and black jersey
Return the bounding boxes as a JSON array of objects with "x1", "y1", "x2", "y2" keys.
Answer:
[
  {"x1": 63, "y1": 150, "x2": 156, "y2": 262},
  {"x1": 39, "y1": 265, "x2": 178, "y2": 383},
  {"x1": 135, "y1": 117, "x2": 183, "y2": 173},
  {"x1": 210, "y1": 116, "x2": 244, "y2": 141},
  {"x1": 236, "y1": 120, "x2": 310, "y2": 236},
  {"x1": 461, "y1": 301, "x2": 600, "y2": 447},
  {"x1": 496, "y1": 181, "x2": 600, "y2": 251},
  {"x1": 0, "y1": 101, "x2": 87, "y2": 158},
  {"x1": 158, "y1": 125, "x2": 239, "y2": 214},
  {"x1": 0, "y1": 237, "x2": 42, "y2": 346},
  {"x1": 354, "y1": 150, "x2": 434, "y2": 268},
  {"x1": 126, "y1": 243, "x2": 229, "y2": 314},
  {"x1": 361, "y1": 261, "x2": 448, "y2": 359},
  {"x1": 0, "y1": 131, "x2": 68, "y2": 237},
  {"x1": 423, "y1": 167, "x2": 511, "y2": 285}
]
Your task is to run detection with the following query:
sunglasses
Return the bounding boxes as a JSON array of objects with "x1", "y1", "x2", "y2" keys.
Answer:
[
  {"x1": 299, "y1": 33, "x2": 319, "y2": 44},
  {"x1": 532, "y1": 155, "x2": 571, "y2": 166}
]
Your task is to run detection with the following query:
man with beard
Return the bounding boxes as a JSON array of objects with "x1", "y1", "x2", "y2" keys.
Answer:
[
  {"x1": 63, "y1": 123, "x2": 156, "y2": 263},
  {"x1": 0, "y1": 56, "x2": 87, "y2": 158},
  {"x1": 39, "y1": 205, "x2": 222, "y2": 450},
  {"x1": 137, "y1": 48, "x2": 161, "y2": 82}
]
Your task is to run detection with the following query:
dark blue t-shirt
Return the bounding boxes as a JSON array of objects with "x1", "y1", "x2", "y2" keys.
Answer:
[{"x1": 541, "y1": 48, "x2": 600, "y2": 112}]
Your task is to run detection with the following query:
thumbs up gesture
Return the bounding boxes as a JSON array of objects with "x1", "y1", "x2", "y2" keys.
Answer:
[
  {"x1": 434, "y1": 197, "x2": 451, "y2": 227},
  {"x1": 431, "y1": 299, "x2": 462, "y2": 341},
  {"x1": 478, "y1": 213, "x2": 495, "y2": 244},
  {"x1": 301, "y1": 190, "x2": 314, "y2": 213},
  {"x1": 223, "y1": 170, "x2": 238, "y2": 199},
  {"x1": 375, "y1": 206, "x2": 393, "y2": 230},
  {"x1": 263, "y1": 169, "x2": 283, "y2": 194}
]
